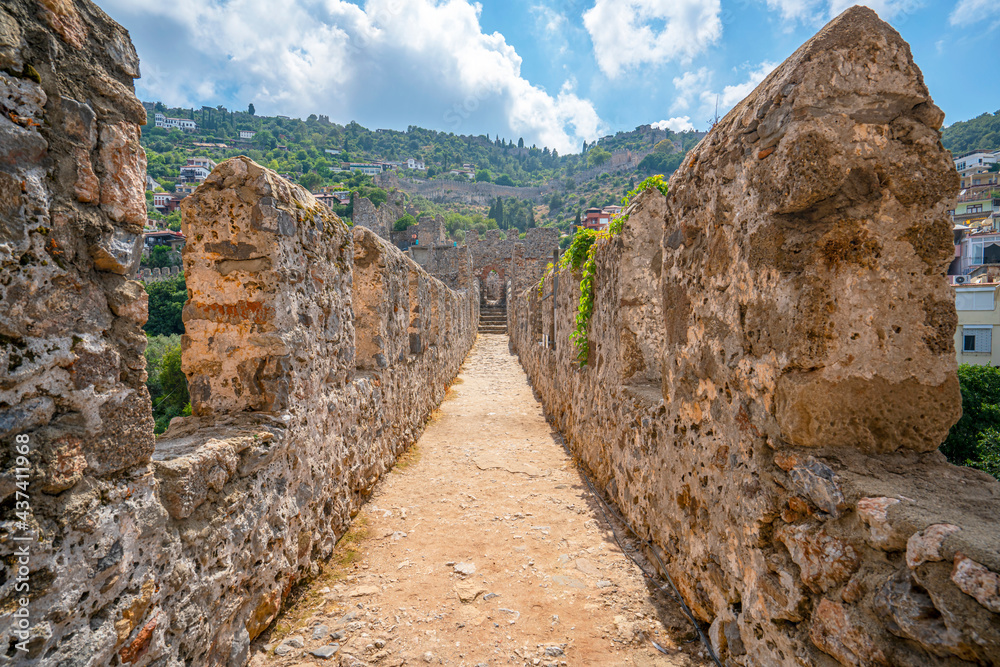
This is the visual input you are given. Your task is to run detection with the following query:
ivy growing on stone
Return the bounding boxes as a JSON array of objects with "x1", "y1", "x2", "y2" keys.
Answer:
[
  {"x1": 571, "y1": 175, "x2": 669, "y2": 364},
  {"x1": 531, "y1": 176, "x2": 671, "y2": 365}
]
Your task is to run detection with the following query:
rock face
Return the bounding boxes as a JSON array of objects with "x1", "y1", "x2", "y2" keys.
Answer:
[
  {"x1": 352, "y1": 190, "x2": 404, "y2": 241},
  {"x1": 509, "y1": 7, "x2": 1000, "y2": 666},
  {"x1": 0, "y1": 3, "x2": 478, "y2": 663}
]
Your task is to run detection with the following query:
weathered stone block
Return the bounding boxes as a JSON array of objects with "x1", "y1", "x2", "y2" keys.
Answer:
[
  {"x1": 86, "y1": 388, "x2": 155, "y2": 475},
  {"x1": 0, "y1": 396, "x2": 55, "y2": 440},
  {"x1": 810, "y1": 598, "x2": 888, "y2": 666},
  {"x1": 907, "y1": 523, "x2": 961, "y2": 569},
  {"x1": 857, "y1": 497, "x2": 905, "y2": 551},
  {"x1": 776, "y1": 522, "x2": 860, "y2": 593},
  {"x1": 98, "y1": 121, "x2": 147, "y2": 229},
  {"x1": 951, "y1": 553, "x2": 1000, "y2": 614},
  {"x1": 88, "y1": 228, "x2": 142, "y2": 275},
  {"x1": 0, "y1": 113, "x2": 46, "y2": 166}
]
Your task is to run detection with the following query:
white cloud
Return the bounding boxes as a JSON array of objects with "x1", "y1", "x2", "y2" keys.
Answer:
[
  {"x1": 763, "y1": 0, "x2": 818, "y2": 21},
  {"x1": 102, "y1": 0, "x2": 604, "y2": 154},
  {"x1": 531, "y1": 4, "x2": 570, "y2": 55},
  {"x1": 671, "y1": 68, "x2": 712, "y2": 112},
  {"x1": 583, "y1": 0, "x2": 722, "y2": 78},
  {"x1": 950, "y1": 0, "x2": 1000, "y2": 27},
  {"x1": 651, "y1": 116, "x2": 695, "y2": 132},
  {"x1": 667, "y1": 61, "x2": 777, "y2": 125},
  {"x1": 702, "y1": 61, "x2": 779, "y2": 112},
  {"x1": 532, "y1": 4, "x2": 568, "y2": 34},
  {"x1": 763, "y1": 0, "x2": 920, "y2": 22}
]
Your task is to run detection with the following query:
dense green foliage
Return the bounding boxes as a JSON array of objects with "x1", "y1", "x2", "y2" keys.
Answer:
[
  {"x1": 637, "y1": 150, "x2": 685, "y2": 175},
  {"x1": 393, "y1": 214, "x2": 417, "y2": 231},
  {"x1": 587, "y1": 147, "x2": 611, "y2": 167},
  {"x1": 140, "y1": 104, "x2": 702, "y2": 235},
  {"x1": 144, "y1": 275, "x2": 186, "y2": 336},
  {"x1": 942, "y1": 110, "x2": 1000, "y2": 154},
  {"x1": 942, "y1": 364, "x2": 1000, "y2": 480},
  {"x1": 145, "y1": 334, "x2": 190, "y2": 434},
  {"x1": 557, "y1": 228, "x2": 596, "y2": 271},
  {"x1": 563, "y1": 176, "x2": 671, "y2": 364},
  {"x1": 147, "y1": 245, "x2": 180, "y2": 268},
  {"x1": 487, "y1": 196, "x2": 536, "y2": 232}
]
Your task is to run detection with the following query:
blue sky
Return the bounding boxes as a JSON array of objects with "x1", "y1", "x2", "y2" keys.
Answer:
[{"x1": 102, "y1": 0, "x2": 999, "y2": 154}]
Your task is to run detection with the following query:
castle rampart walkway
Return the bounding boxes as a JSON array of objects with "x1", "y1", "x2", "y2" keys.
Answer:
[{"x1": 250, "y1": 335, "x2": 710, "y2": 666}]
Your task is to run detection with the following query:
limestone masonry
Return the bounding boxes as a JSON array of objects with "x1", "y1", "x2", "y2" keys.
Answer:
[
  {"x1": 511, "y1": 8, "x2": 1000, "y2": 666},
  {"x1": 3, "y1": 2, "x2": 1000, "y2": 666},
  {"x1": 0, "y1": 2, "x2": 477, "y2": 664}
]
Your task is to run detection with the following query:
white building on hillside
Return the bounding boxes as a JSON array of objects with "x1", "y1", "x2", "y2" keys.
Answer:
[{"x1": 154, "y1": 113, "x2": 198, "y2": 132}]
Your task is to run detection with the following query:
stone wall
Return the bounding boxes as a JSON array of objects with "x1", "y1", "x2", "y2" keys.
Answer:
[
  {"x1": 397, "y1": 177, "x2": 547, "y2": 206},
  {"x1": 417, "y1": 244, "x2": 474, "y2": 293},
  {"x1": 0, "y1": 4, "x2": 478, "y2": 661},
  {"x1": 416, "y1": 214, "x2": 446, "y2": 247},
  {"x1": 352, "y1": 190, "x2": 404, "y2": 241},
  {"x1": 468, "y1": 228, "x2": 557, "y2": 305},
  {"x1": 509, "y1": 8, "x2": 1000, "y2": 666},
  {"x1": 570, "y1": 147, "x2": 650, "y2": 185},
  {"x1": 138, "y1": 266, "x2": 182, "y2": 282}
]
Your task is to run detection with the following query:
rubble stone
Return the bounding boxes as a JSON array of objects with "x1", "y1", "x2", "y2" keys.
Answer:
[
  {"x1": 906, "y1": 524, "x2": 961, "y2": 569},
  {"x1": 951, "y1": 553, "x2": 1000, "y2": 613},
  {"x1": 0, "y1": 4, "x2": 477, "y2": 662},
  {"x1": 508, "y1": 7, "x2": 1000, "y2": 666}
]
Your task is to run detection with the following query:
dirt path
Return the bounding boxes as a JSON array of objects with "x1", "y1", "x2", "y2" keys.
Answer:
[{"x1": 250, "y1": 335, "x2": 712, "y2": 667}]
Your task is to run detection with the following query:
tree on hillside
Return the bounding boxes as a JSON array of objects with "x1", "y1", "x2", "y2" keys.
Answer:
[
  {"x1": 495, "y1": 173, "x2": 514, "y2": 186},
  {"x1": 394, "y1": 214, "x2": 417, "y2": 231},
  {"x1": 475, "y1": 169, "x2": 491, "y2": 183},
  {"x1": 490, "y1": 197, "x2": 504, "y2": 227},
  {"x1": 144, "y1": 276, "x2": 186, "y2": 337},
  {"x1": 548, "y1": 191, "x2": 564, "y2": 213},
  {"x1": 148, "y1": 245, "x2": 178, "y2": 268},
  {"x1": 518, "y1": 137, "x2": 524, "y2": 148},
  {"x1": 145, "y1": 336, "x2": 190, "y2": 434},
  {"x1": 248, "y1": 103, "x2": 255, "y2": 115},
  {"x1": 637, "y1": 151, "x2": 684, "y2": 175},
  {"x1": 255, "y1": 129, "x2": 276, "y2": 150},
  {"x1": 942, "y1": 364, "x2": 1000, "y2": 480},
  {"x1": 942, "y1": 110, "x2": 1000, "y2": 154},
  {"x1": 587, "y1": 147, "x2": 612, "y2": 168},
  {"x1": 300, "y1": 172, "x2": 322, "y2": 191}
]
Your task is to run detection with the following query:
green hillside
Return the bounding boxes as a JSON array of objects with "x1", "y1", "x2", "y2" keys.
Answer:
[
  {"x1": 141, "y1": 103, "x2": 700, "y2": 235},
  {"x1": 942, "y1": 110, "x2": 1000, "y2": 155}
]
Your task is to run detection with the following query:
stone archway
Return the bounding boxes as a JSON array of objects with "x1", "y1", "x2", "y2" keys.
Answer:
[
  {"x1": 486, "y1": 270, "x2": 502, "y2": 304},
  {"x1": 477, "y1": 266, "x2": 506, "y2": 306}
]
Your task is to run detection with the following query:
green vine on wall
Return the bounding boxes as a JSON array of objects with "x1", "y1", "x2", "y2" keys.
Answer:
[{"x1": 570, "y1": 175, "x2": 670, "y2": 364}]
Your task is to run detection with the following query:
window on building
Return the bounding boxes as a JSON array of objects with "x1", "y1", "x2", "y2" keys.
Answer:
[
  {"x1": 969, "y1": 205, "x2": 983, "y2": 214},
  {"x1": 962, "y1": 326, "x2": 992, "y2": 353},
  {"x1": 956, "y1": 289, "x2": 996, "y2": 311}
]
